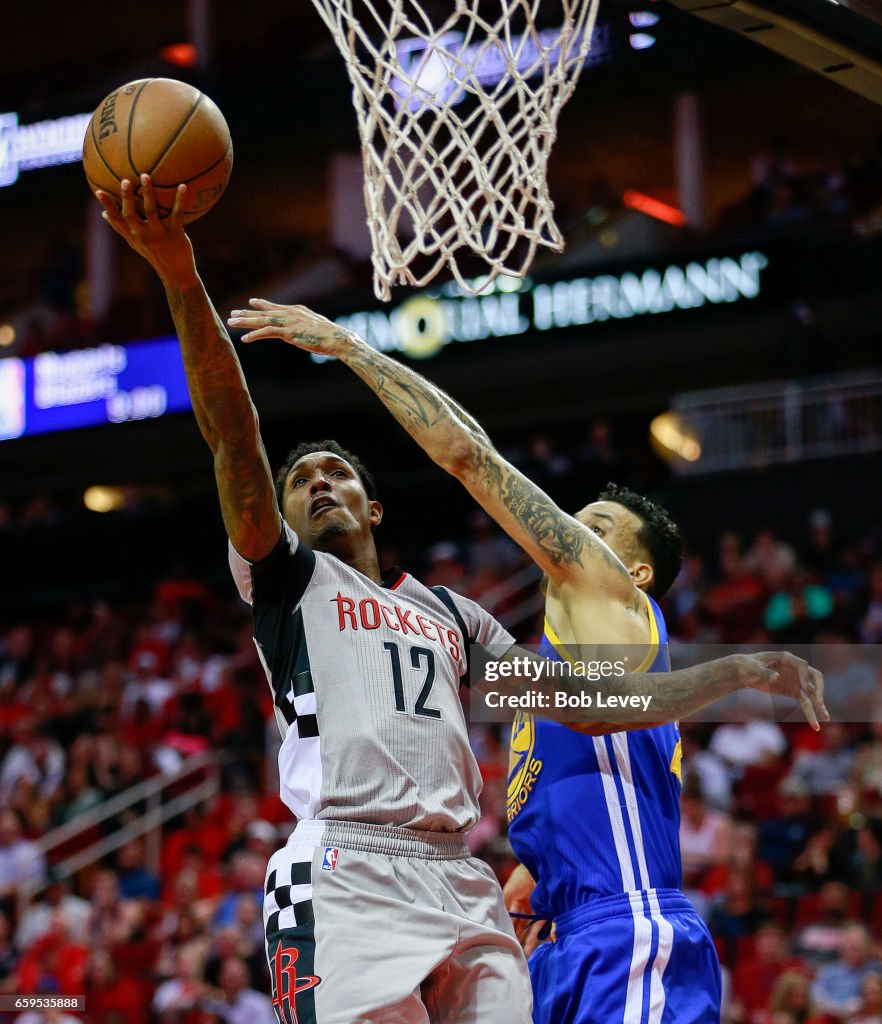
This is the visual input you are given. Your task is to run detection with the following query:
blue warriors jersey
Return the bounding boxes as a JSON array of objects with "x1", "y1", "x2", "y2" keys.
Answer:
[{"x1": 507, "y1": 592, "x2": 683, "y2": 919}]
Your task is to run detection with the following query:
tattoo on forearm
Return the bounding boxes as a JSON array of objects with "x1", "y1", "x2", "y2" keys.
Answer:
[
  {"x1": 346, "y1": 345, "x2": 450, "y2": 433},
  {"x1": 470, "y1": 450, "x2": 586, "y2": 566},
  {"x1": 167, "y1": 282, "x2": 275, "y2": 547}
]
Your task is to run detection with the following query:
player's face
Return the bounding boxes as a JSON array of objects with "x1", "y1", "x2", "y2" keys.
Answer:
[
  {"x1": 575, "y1": 501, "x2": 649, "y2": 582},
  {"x1": 281, "y1": 453, "x2": 381, "y2": 553}
]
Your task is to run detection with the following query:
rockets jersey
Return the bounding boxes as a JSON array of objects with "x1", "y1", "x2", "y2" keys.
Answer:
[
  {"x1": 507, "y1": 591, "x2": 683, "y2": 918},
  {"x1": 230, "y1": 520, "x2": 515, "y2": 832}
]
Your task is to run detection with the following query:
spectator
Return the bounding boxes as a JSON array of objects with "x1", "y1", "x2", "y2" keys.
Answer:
[
  {"x1": 152, "y1": 940, "x2": 208, "y2": 1021},
  {"x1": 786, "y1": 720, "x2": 848, "y2": 798},
  {"x1": 847, "y1": 822, "x2": 882, "y2": 891},
  {"x1": 703, "y1": 822, "x2": 774, "y2": 898},
  {"x1": 794, "y1": 882, "x2": 854, "y2": 967},
  {"x1": 115, "y1": 840, "x2": 160, "y2": 902},
  {"x1": 122, "y1": 650, "x2": 174, "y2": 716},
  {"x1": 764, "y1": 567, "x2": 834, "y2": 641},
  {"x1": 745, "y1": 528, "x2": 798, "y2": 583},
  {"x1": 83, "y1": 947, "x2": 147, "y2": 1024},
  {"x1": 764, "y1": 969, "x2": 820, "y2": 1024},
  {"x1": 757, "y1": 777, "x2": 818, "y2": 881},
  {"x1": 0, "y1": 910, "x2": 16, "y2": 984},
  {"x1": 211, "y1": 852, "x2": 264, "y2": 930},
  {"x1": 705, "y1": 532, "x2": 767, "y2": 642},
  {"x1": 680, "y1": 727, "x2": 733, "y2": 810},
  {"x1": 15, "y1": 874, "x2": 90, "y2": 952},
  {"x1": 793, "y1": 826, "x2": 846, "y2": 889},
  {"x1": 707, "y1": 868, "x2": 769, "y2": 950},
  {"x1": 853, "y1": 722, "x2": 882, "y2": 804},
  {"x1": 733, "y1": 923, "x2": 806, "y2": 1022},
  {"x1": 0, "y1": 810, "x2": 46, "y2": 903},
  {"x1": 13, "y1": 1011, "x2": 82, "y2": 1024},
  {"x1": 850, "y1": 972, "x2": 882, "y2": 1024},
  {"x1": 0, "y1": 722, "x2": 65, "y2": 806},
  {"x1": 680, "y1": 783, "x2": 733, "y2": 890},
  {"x1": 710, "y1": 721, "x2": 788, "y2": 773},
  {"x1": 203, "y1": 956, "x2": 276, "y2": 1024},
  {"x1": 859, "y1": 564, "x2": 882, "y2": 644},
  {"x1": 811, "y1": 925, "x2": 882, "y2": 1019}
]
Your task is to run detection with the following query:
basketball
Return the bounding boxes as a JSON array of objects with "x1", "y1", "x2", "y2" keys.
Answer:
[{"x1": 82, "y1": 78, "x2": 233, "y2": 223}]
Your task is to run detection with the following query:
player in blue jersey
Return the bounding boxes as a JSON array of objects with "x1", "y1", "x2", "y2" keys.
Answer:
[{"x1": 228, "y1": 302, "x2": 828, "y2": 1024}]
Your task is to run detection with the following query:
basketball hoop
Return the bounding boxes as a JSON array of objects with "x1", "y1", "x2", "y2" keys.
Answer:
[{"x1": 310, "y1": 0, "x2": 601, "y2": 300}]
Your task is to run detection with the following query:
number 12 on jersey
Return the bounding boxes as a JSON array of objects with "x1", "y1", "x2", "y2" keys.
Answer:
[{"x1": 383, "y1": 642, "x2": 441, "y2": 719}]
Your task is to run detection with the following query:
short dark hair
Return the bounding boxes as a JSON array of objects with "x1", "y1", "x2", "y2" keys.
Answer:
[
  {"x1": 275, "y1": 440, "x2": 378, "y2": 507},
  {"x1": 597, "y1": 482, "x2": 682, "y2": 598}
]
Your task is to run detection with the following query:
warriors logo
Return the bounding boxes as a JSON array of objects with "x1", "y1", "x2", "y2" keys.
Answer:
[{"x1": 507, "y1": 712, "x2": 543, "y2": 822}]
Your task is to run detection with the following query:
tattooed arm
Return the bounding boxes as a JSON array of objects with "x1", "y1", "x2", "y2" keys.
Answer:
[
  {"x1": 227, "y1": 300, "x2": 632, "y2": 591},
  {"x1": 95, "y1": 177, "x2": 279, "y2": 561}
]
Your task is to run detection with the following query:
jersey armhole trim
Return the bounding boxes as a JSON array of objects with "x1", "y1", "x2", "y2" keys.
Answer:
[{"x1": 431, "y1": 586, "x2": 472, "y2": 684}]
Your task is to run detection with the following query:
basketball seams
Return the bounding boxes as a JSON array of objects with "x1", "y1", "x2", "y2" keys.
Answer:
[
  {"x1": 126, "y1": 79, "x2": 153, "y2": 180},
  {"x1": 146, "y1": 93, "x2": 206, "y2": 179},
  {"x1": 150, "y1": 141, "x2": 232, "y2": 188}
]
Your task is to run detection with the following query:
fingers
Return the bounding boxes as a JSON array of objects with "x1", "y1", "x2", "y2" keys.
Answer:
[
  {"x1": 523, "y1": 920, "x2": 548, "y2": 958},
  {"x1": 95, "y1": 191, "x2": 125, "y2": 231},
  {"x1": 810, "y1": 666, "x2": 829, "y2": 722},
  {"x1": 758, "y1": 651, "x2": 829, "y2": 728},
  {"x1": 170, "y1": 183, "x2": 187, "y2": 223},
  {"x1": 120, "y1": 178, "x2": 139, "y2": 222},
  {"x1": 249, "y1": 298, "x2": 288, "y2": 310},
  {"x1": 140, "y1": 174, "x2": 157, "y2": 219},
  {"x1": 798, "y1": 691, "x2": 820, "y2": 732}
]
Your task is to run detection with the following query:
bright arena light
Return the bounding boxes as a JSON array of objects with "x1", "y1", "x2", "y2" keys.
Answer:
[
  {"x1": 650, "y1": 411, "x2": 702, "y2": 463},
  {"x1": 0, "y1": 324, "x2": 15, "y2": 347},
  {"x1": 83, "y1": 486, "x2": 126, "y2": 513}
]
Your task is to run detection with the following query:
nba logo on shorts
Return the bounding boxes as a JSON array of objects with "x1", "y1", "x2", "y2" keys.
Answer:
[{"x1": 321, "y1": 847, "x2": 339, "y2": 872}]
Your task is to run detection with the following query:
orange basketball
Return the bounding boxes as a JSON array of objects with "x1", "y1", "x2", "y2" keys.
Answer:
[{"x1": 82, "y1": 78, "x2": 233, "y2": 223}]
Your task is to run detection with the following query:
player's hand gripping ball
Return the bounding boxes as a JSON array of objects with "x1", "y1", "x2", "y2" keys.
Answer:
[{"x1": 83, "y1": 78, "x2": 233, "y2": 223}]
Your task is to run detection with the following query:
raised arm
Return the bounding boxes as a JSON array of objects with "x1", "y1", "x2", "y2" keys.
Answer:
[
  {"x1": 227, "y1": 301, "x2": 631, "y2": 593},
  {"x1": 96, "y1": 177, "x2": 279, "y2": 561}
]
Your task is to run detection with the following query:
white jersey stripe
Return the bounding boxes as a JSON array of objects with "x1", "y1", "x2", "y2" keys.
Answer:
[
  {"x1": 592, "y1": 737, "x2": 648, "y2": 1023},
  {"x1": 647, "y1": 889, "x2": 675, "y2": 1023},
  {"x1": 624, "y1": 890, "x2": 654, "y2": 1024},
  {"x1": 610, "y1": 733, "x2": 652, "y2": 888},
  {"x1": 611, "y1": 733, "x2": 675, "y2": 1024},
  {"x1": 592, "y1": 737, "x2": 636, "y2": 892}
]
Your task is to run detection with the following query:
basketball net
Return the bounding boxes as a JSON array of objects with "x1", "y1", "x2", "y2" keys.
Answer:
[{"x1": 310, "y1": 0, "x2": 601, "y2": 300}]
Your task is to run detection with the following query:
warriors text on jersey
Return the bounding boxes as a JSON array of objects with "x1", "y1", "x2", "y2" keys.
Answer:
[{"x1": 230, "y1": 520, "x2": 515, "y2": 831}]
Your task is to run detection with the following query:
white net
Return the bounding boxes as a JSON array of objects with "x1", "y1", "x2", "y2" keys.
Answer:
[{"x1": 310, "y1": 0, "x2": 601, "y2": 300}]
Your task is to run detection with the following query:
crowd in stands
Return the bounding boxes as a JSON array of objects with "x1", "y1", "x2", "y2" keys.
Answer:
[{"x1": 1, "y1": 431, "x2": 882, "y2": 1024}]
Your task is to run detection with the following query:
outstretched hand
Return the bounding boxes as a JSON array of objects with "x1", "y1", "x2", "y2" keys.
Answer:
[
  {"x1": 736, "y1": 651, "x2": 828, "y2": 730},
  {"x1": 227, "y1": 300, "x2": 357, "y2": 358},
  {"x1": 95, "y1": 175, "x2": 196, "y2": 284}
]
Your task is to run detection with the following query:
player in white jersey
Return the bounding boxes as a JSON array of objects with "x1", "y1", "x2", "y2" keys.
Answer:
[
  {"x1": 96, "y1": 177, "x2": 825, "y2": 1024},
  {"x1": 95, "y1": 177, "x2": 537, "y2": 1024}
]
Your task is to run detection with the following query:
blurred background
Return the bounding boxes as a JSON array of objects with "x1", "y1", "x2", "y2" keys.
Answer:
[{"x1": 2, "y1": 2, "x2": 882, "y2": 1022}]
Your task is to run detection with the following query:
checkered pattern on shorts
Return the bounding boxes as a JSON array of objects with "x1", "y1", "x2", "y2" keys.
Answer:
[{"x1": 265, "y1": 849, "x2": 315, "y2": 936}]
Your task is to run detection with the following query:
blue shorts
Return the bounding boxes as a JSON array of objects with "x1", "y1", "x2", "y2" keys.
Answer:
[{"x1": 528, "y1": 888, "x2": 721, "y2": 1024}]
